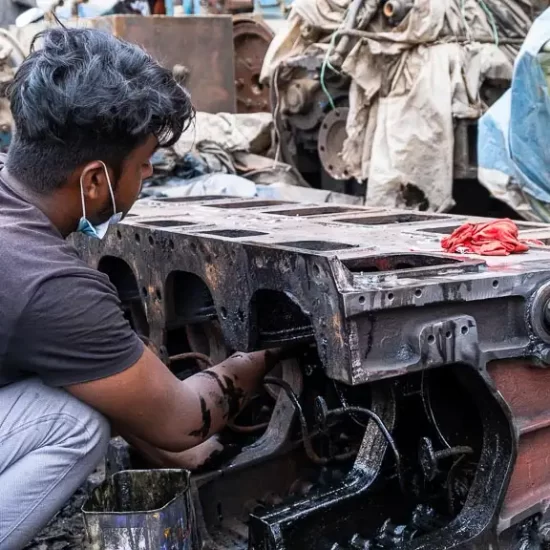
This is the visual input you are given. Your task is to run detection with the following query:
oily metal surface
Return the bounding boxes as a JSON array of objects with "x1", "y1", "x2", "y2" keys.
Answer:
[{"x1": 72, "y1": 196, "x2": 550, "y2": 385}]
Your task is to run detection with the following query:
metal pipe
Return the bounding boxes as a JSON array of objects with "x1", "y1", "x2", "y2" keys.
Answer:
[
  {"x1": 382, "y1": 0, "x2": 413, "y2": 25},
  {"x1": 337, "y1": 28, "x2": 524, "y2": 45}
]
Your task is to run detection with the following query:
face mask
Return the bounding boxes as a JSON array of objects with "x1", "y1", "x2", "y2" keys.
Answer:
[{"x1": 77, "y1": 161, "x2": 123, "y2": 239}]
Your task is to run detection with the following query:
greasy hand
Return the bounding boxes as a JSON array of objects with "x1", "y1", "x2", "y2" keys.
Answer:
[{"x1": 125, "y1": 433, "x2": 226, "y2": 470}]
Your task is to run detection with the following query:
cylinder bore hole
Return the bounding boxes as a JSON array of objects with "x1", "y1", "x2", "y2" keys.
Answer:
[
  {"x1": 359, "y1": 296, "x2": 366, "y2": 304},
  {"x1": 492, "y1": 279, "x2": 499, "y2": 288},
  {"x1": 427, "y1": 334, "x2": 435, "y2": 344},
  {"x1": 461, "y1": 326, "x2": 469, "y2": 335},
  {"x1": 415, "y1": 289, "x2": 422, "y2": 298},
  {"x1": 387, "y1": 292, "x2": 394, "y2": 301},
  {"x1": 445, "y1": 331, "x2": 452, "y2": 339},
  {"x1": 148, "y1": 235, "x2": 154, "y2": 246},
  {"x1": 155, "y1": 288, "x2": 162, "y2": 301},
  {"x1": 135, "y1": 233, "x2": 141, "y2": 243},
  {"x1": 313, "y1": 265, "x2": 320, "y2": 276},
  {"x1": 169, "y1": 239, "x2": 175, "y2": 250}
]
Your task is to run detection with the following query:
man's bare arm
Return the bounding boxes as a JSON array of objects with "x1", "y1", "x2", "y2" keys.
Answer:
[
  {"x1": 66, "y1": 346, "x2": 282, "y2": 452},
  {"x1": 121, "y1": 433, "x2": 226, "y2": 469}
]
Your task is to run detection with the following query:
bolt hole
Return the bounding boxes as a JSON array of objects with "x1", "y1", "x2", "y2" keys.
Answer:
[
  {"x1": 191, "y1": 242, "x2": 197, "y2": 252},
  {"x1": 492, "y1": 280, "x2": 499, "y2": 288},
  {"x1": 359, "y1": 296, "x2": 365, "y2": 304},
  {"x1": 328, "y1": 164, "x2": 334, "y2": 171},
  {"x1": 237, "y1": 309, "x2": 245, "y2": 322},
  {"x1": 323, "y1": 123, "x2": 328, "y2": 130},
  {"x1": 155, "y1": 288, "x2": 162, "y2": 301},
  {"x1": 387, "y1": 292, "x2": 394, "y2": 301},
  {"x1": 135, "y1": 233, "x2": 141, "y2": 243},
  {"x1": 141, "y1": 287, "x2": 148, "y2": 298},
  {"x1": 313, "y1": 265, "x2": 320, "y2": 276},
  {"x1": 461, "y1": 326, "x2": 469, "y2": 335},
  {"x1": 116, "y1": 230, "x2": 122, "y2": 240},
  {"x1": 220, "y1": 307, "x2": 228, "y2": 319},
  {"x1": 320, "y1": 145, "x2": 326, "y2": 152},
  {"x1": 169, "y1": 239, "x2": 174, "y2": 250},
  {"x1": 415, "y1": 289, "x2": 422, "y2": 298},
  {"x1": 148, "y1": 235, "x2": 154, "y2": 246},
  {"x1": 445, "y1": 331, "x2": 452, "y2": 339},
  {"x1": 427, "y1": 334, "x2": 435, "y2": 344}
]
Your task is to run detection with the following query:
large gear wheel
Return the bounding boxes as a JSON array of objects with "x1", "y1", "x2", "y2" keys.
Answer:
[{"x1": 233, "y1": 16, "x2": 274, "y2": 113}]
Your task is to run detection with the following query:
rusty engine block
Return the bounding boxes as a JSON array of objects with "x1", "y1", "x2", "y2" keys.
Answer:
[{"x1": 72, "y1": 197, "x2": 550, "y2": 549}]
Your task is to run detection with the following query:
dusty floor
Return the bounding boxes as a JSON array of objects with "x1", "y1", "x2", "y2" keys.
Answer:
[
  {"x1": 24, "y1": 489, "x2": 88, "y2": 550},
  {"x1": 24, "y1": 467, "x2": 104, "y2": 550}
]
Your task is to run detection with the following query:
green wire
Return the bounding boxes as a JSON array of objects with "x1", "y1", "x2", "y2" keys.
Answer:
[
  {"x1": 320, "y1": 30, "x2": 340, "y2": 110},
  {"x1": 477, "y1": 0, "x2": 499, "y2": 47}
]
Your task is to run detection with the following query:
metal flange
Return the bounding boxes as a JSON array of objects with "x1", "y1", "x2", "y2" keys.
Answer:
[{"x1": 317, "y1": 106, "x2": 351, "y2": 180}]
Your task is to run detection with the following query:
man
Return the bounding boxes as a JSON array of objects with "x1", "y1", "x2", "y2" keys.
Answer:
[{"x1": 0, "y1": 27, "x2": 286, "y2": 549}]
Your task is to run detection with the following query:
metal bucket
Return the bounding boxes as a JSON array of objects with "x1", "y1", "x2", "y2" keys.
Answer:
[{"x1": 82, "y1": 469, "x2": 200, "y2": 550}]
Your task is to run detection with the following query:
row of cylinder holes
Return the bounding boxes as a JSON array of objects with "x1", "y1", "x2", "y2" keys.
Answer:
[
  {"x1": 117, "y1": 230, "x2": 177, "y2": 251},
  {"x1": 356, "y1": 279, "x2": 500, "y2": 305},
  {"x1": 127, "y1": 231, "x2": 231, "y2": 258},
  {"x1": 122, "y1": 230, "x2": 498, "y2": 325}
]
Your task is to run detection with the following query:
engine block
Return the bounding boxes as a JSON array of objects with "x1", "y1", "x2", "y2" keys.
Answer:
[{"x1": 72, "y1": 197, "x2": 550, "y2": 550}]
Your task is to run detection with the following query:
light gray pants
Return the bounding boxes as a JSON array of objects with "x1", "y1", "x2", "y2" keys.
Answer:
[{"x1": 0, "y1": 378, "x2": 110, "y2": 549}]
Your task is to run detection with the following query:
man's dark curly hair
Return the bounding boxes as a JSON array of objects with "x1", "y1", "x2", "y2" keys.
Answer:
[{"x1": 7, "y1": 27, "x2": 194, "y2": 193}]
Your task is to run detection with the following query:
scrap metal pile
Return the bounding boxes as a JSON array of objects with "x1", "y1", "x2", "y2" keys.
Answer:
[
  {"x1": 262, "y1": 0, "x2": 550, "y2": 209},
  {"x1": 71, "y1": 197, "x2": 550, "y2": 549}
]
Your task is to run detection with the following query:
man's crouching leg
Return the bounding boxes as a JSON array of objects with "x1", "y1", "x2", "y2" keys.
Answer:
[{"x1": 0, "y1": 378, "x2": 110, "y2": 549}]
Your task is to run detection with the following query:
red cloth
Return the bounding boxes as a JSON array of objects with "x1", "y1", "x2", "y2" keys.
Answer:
[{"x1": 441, "y1": 219, "x2": 537, "y2": 256}]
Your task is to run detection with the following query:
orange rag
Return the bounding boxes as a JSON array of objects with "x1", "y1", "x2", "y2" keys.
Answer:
[{"x1": 441, "y1": 219, "x2": 537, "y2": 256}]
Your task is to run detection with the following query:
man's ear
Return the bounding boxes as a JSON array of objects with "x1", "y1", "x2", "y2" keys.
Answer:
[{"x1": 80, "y1": 161, "x2": 108, "y2": 201}]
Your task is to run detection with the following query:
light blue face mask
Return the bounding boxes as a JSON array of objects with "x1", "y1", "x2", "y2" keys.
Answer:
[{"x1": 77, "y1": 161, "x2": 123, "y2": 239}]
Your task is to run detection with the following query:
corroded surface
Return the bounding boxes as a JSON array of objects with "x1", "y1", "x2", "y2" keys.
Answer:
[{"x1": 71, "y1": 197, "x2": 550, "y2": 549}]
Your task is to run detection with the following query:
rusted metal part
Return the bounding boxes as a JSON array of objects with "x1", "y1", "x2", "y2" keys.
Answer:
[
  {"x1": 233, "y1": 16, "x2": 274, "y2": 113},
  {"x1": 488, "y1": 360, "x2": 550, "y2": 532},
  {"x1": 318, "y1": 106, "x2": 350, "y2": 180},
  {"x1": 68, "y1": 15, "x2": 236, "y2": 113},
  {"x1": 72, "y1": 198, "x2": 550, "y2": 548}
]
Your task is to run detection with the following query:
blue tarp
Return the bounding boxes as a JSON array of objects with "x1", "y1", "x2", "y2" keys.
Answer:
[{"x1": 478, "y1": 7, "x2": 550, "y2": 203}]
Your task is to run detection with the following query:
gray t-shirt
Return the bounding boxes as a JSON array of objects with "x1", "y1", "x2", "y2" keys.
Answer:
[{"x1": 0, "y1": 156, "x2": 144, "y2": 388}]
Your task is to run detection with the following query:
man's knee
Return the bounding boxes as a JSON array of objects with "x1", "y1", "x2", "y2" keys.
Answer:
[{"x1": 2, "y1": 378, "x2": 111, "y2": 467}]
